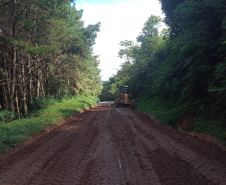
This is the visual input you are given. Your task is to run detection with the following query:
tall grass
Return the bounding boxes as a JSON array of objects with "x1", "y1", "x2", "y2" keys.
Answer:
[{"x1": 0, "y1": 95, "x2": 97, "y2": 153}]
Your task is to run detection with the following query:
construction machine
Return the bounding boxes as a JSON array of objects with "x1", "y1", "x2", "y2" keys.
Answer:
[{"x1": 115, "y1": 85, "x2": 135, "y2": 109}]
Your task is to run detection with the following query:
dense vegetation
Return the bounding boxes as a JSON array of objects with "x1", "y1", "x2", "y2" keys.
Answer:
[
  {"x1": 0, "y1": 0, "x2": 101, "y2": 120},
  {"x1": 102, "y1": 0, "x2": 226, "y2": 144},
  {"x1": 99, "y1": 79, "x2": 116, "y2": 101}
]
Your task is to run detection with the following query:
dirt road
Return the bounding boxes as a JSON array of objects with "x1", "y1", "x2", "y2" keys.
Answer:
[{"x1": 0, "y1": 103, "x2": 226, "y2": 185}]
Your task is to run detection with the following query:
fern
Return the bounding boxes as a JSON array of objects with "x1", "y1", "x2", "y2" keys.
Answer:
[
  {"x1": 207, "y1": 87, "x2": 226, "y2": 92},
  {"x1": 180, "y1": 84, "x2": 193, "y2": 102}
]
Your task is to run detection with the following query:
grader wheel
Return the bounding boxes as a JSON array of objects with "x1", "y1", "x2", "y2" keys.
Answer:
[
  {"x1": 131, "y1": 100, "x2": 135, "y2": 109},
  {"x1": 115, "y1": 98, "x2": 120, "y2": 108}
]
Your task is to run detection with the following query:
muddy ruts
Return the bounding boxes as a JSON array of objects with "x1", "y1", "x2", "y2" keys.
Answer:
[{"x1": 0, "y1": 103, "x2": 226, "y2": 185}]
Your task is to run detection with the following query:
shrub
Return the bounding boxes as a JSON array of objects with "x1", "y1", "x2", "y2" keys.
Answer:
[
  {"x1": 32, "y1": 96, "x2": 46, "y2": 111},
  {"x1": 0, "y1": 110, "x2": 15, "y2": 124}
]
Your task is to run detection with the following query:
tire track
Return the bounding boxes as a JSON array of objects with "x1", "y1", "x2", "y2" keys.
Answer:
[
  {"x1": 124, "y1": 108, "x2": 226, "y2": 185},
  {"x1": 0, "y1": 103, "x2": 225, "y2": 185},
  {"x1": 33, "y1": 108, "x2": 101, "y2": 185},
  {"x1": 109, "y1": 107, "x2": 161, "y2": 185}
]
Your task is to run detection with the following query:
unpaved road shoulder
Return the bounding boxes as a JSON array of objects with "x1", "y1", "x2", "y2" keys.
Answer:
[{"x1": 0, "y1": 103, "x2": 226, "y2": 185}]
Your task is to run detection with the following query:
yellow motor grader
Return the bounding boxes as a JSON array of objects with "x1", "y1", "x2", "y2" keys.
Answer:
[{"x1": 115, "y1": 85, "x2": 135, "y2": 109}]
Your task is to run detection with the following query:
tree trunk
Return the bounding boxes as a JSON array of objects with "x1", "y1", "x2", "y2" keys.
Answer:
[
  {"x1": 15, "y1": 87, "x2": 20, "y2": 119},
  {"x1": 10, "y1": 0, "x2": 17, "y2": 113},
  {"x1": 21, "y1": 61, "x2": 27, "y2": 115},
  {"x1": 36, "y1": 60, "x2": 40, "y2": 97},
  {"x1": 28, "y1": 60, "x2": 33, "y2": 110},
  {"x1": 3, "y1": 85, "x2": 8, "y2": 109},
  {"x1": 3, "y1": 54, "x2": 10, "y2": 109},
  {"x1": 10, "y1": 48, "x2": 16, "y2": 113}
]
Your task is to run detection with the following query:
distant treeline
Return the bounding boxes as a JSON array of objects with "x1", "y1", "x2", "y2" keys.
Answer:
[
  {"x1": 102, "y1": 0, "x2": 226, "y2": 142},
  {"x1": 0, "y1": 0, "x2": 101, "y2": 117}
]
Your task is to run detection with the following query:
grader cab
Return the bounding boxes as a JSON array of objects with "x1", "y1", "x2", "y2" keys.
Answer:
[{"x1": 115, "y1": 85, "x2": 135, "y2": 109}]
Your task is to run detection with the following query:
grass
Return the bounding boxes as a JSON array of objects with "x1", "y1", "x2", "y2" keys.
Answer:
[
  {"x1": 135, "y1": 96, "x2": 226, "y2": 146},
  {"x1": 0, "y1": 95, "x2": 98, "y2": 153},
  {"x1": 135, "y1": 96, "x2": 192, "y2": 128},
  {"x1": 193, "y1": 116, "x2": 226, "y2": 146}
]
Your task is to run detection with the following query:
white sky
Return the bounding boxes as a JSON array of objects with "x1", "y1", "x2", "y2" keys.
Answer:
[{"x1": 76, "y1": 0, "x2": 165, "y2": 81}]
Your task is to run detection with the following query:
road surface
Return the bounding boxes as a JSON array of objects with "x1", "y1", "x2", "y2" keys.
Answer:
[{"x1": 0, "y1": 103, "x2": 226, "y2": 185}]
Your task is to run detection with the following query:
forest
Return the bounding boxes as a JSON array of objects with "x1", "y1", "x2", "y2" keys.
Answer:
[
  {"x1": 1, "y1": 0, "x2": 226, "y2": 146},
  {"x1": 101, "y1": 0, "x2": 226, "y2": 144},
  {"x1": 0, "y1": 0, "x2": 101, "y2": 119}
]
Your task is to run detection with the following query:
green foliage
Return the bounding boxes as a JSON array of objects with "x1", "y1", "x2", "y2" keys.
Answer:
[
  {"x1": 110, "y1": 0, "x2": 226, "y2": 145},
  {"x1": 0, "y1": 110, "x2": 15, "y2": 124},
  {"x1": 136, "y1": 96, "x2": 226, "y2": 145},
  {"x1": 99, "y1": 80, "x2": 116, "y2": 101},
  {"x1": 159, "y1": 0, "x2": 185, "y2": 37},
  {"x1": 111, "y1": 15, "x2": 166, "y2": 97},
  {"x1": 180, "y1": 84, "x2": 193, "y2": 102},
  {"x1": 0, "y1": 95, "x2": 97, "y2": 153},
  {"x1": 83, "y1": 22, "x2": 101, "y2": 46},
  {"x1": 30, "y1": 96, "x2": 63, "y2": 112},
  {"x1": 0, "y1": 0, "x2": 102, "y2": 116},
  {"x1": 136, "y1": 96, "x2": 194, "y2": 128},
  {"x1": 193, "y1": 111, "x2": 226, "y2": 146},
  {"x1": 32, "y1": 97, "x2": 47, "y2": 111}
]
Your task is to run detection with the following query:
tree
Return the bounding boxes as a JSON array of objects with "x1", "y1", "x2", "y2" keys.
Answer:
[
  {"x1": 0, "y1": 0, "x2": 101, "y2": 116},
  {"x1": 114, "y1": 15, "x2": 166, "y2": 97}
]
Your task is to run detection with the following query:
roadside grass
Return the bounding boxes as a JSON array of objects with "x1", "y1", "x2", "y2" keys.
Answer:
[
  {"x1": 136, "y1": 96, "x2": 226, "y2": 146},
  {"x1": 193, "y1": 116, "x2": 226, "y2": 146},
  {"x1": 135, "y1": 96, "x2": 192, "y2": 128},
  {"x1": 0, "y1": 95, "x2": 97, "y2": 153}
]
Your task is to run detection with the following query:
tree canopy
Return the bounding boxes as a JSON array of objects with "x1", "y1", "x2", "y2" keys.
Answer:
[
  {"x1": 0, "y1": 0, "x2": 101, "y2": 116},
  {"x1": 104, "y1": 0, "x2": 226, "y2": 135}
]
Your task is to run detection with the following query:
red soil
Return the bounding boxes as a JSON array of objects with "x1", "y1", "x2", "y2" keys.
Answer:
[{"x1": 0, "y1": 103, "x2": 225, "y2": 185}]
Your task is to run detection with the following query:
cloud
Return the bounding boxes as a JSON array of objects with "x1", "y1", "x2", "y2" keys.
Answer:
[{"x1": 76, "y1": 0, "x2": 165, "y2": 81}]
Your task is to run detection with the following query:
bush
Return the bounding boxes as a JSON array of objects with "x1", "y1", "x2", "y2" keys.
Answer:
[
  {"x1": 0, "y1": 110, "x2": 15, "y2": 124},
  {"x1": 136, "y1": 96, "x2": 194, "y2": 128},
  {"x1": 32, "y1": 96, "x2": 46, "y2": 110},
  {"x1": 31, "y1": 96, "x2": 64, "y2": 113}
]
